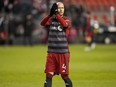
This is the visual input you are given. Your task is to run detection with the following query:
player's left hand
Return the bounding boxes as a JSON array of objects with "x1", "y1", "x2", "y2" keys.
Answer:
[
  {"x1": 53, "y1": 3, "x2": 58, "y2": 14},
  {"x1": 52, "y1": 3, "x2": 58, "y2": 15}
]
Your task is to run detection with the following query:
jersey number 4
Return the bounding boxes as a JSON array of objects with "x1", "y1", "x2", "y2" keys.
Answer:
[{"x1": 62, "y1": 64, "x2": 66, "y2": 72}]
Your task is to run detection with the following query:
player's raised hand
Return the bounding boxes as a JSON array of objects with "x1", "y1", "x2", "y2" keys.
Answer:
[
  {"x1": 53, "y1": 3, "x2": 58, "y2": 14},
  {"x1": 49, "y1": 3, "x2": 58, "y2": 16}
]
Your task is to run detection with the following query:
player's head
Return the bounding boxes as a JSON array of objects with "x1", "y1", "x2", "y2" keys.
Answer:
[{"x1": 56, "y1": 2, "x2": 64, "y2": 16}]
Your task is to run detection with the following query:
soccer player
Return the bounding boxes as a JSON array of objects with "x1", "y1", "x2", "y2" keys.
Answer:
[
  {"x1": 84, "y1": 11, "x2": 96, "y2": 51},
  {"x1": 40, "y1": 2, "x2": 73, "y2": 87}
]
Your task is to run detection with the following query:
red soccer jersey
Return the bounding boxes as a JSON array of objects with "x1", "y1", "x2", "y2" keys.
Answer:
[{"x1": 41, "y1": 14, "x2": 71, "y2": 53}]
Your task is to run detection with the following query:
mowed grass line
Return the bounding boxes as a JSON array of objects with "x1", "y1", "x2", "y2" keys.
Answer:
[{"x1": 0, "y1": 44, "x2": 116, "y2": 87}]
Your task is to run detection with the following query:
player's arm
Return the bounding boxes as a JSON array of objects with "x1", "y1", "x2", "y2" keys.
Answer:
[
  {"x1": 40, "y1": 16, "x2": 51, "y2": 26},
  {"x1": 56, "y1": 14, "x2": 71, "y2": 36},
  {"x1": 65, "y1": 18, "x2": 71, "y2": 37},
  {"x1": 56, "y1": 14, "x2": 68, "y2": 28}
]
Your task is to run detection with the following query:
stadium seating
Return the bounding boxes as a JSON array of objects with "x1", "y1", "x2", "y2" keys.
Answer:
[
  {"x1": 73, "y1": 0, "x2": 116, "y2": 12},
  {"x1": 69, "y1": 0, "x2": 116, "y2": 24}
]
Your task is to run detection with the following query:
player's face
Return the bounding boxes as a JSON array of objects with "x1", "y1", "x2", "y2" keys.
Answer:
[{"x1": 57, "y1": 3, "x2": 64, "y2": 16}]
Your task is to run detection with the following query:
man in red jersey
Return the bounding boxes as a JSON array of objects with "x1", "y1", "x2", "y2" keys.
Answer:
[{"x1": 40, "y1": 2, "x2": 73, "y2": 87}]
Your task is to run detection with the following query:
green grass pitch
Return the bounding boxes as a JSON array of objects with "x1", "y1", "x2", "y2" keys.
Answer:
[{"x1": 0, "y1": 44, "x2": 116, "y2": 87}]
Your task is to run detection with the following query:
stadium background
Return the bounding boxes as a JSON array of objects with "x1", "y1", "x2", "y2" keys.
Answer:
[
  {"x1": 0, "y1": 0, "x2": 116, "y2": 87},
  {"x1": 0, "y1": 0, "x2": 116, "y2": 45}
]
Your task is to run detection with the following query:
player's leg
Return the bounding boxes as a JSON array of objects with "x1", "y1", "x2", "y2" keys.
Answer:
[
  {"x1": 90, "y1": 35, "x2": 96, "y2": 49},
  {"x1": 44, "y1": 53, "x2": 56, "y2": 87},
  {"x1": 61, "y1": 74, "x2": 73, "y2": 87},
  {"x1": 44, "y1": 72, "x2": 54, "y2": 87},
  {"x1": 84, "y1": 35, "x2": 92, "y2": 51},
  {"x1": 85, "y1": 31, "x2": 96, "y2": 50},
  {"x1": 59, "y1": 53, "x2": 72, "y2": 87}
]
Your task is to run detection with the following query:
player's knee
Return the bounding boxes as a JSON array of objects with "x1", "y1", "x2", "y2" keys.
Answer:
[
  {"x1": 46, "y1": 72, "x2": 54, "y2": 78},
  {"x1": 61, "y1": 74, "x2": 69, "y2": 79}
]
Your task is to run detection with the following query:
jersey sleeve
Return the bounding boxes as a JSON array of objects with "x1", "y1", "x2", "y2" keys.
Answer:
[
  {"x1": 56, "y1": 14, "x2": 69, "y2": 28},
  {"x1": 55, "y1": 14, "x2": 71, "y2": 37},
  {"x1": 65, "y1": 18, "x2": 71, "y2": 37},
  {"x1": 40, "y1": 15, "x2": 51, "y2": 26}
]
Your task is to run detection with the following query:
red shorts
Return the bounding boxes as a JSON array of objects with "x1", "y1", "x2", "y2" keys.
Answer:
[
  {"x1": 45, "y1": 52, "x2": 70, "y2": 75},
  {"x1": 85, "y1": 31, "x2": 94, "y2": 37}
]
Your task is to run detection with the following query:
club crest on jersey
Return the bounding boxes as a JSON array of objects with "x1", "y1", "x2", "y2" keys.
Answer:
[{"x1": 58, "y1": 26, "x2": 63, "y2": 31}]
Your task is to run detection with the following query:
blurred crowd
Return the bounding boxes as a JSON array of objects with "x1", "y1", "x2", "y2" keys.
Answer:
[
  {"x1": 0, "y1": 0, "x2": 41, "y2": 45},
  {"x1": 0, "y1": 0, "x2": 116, "y2": 46}
]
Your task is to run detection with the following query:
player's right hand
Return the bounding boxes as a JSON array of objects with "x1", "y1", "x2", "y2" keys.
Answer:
[{"x1": 49, "y1": 3, "x2": 58, "y2": 16}]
